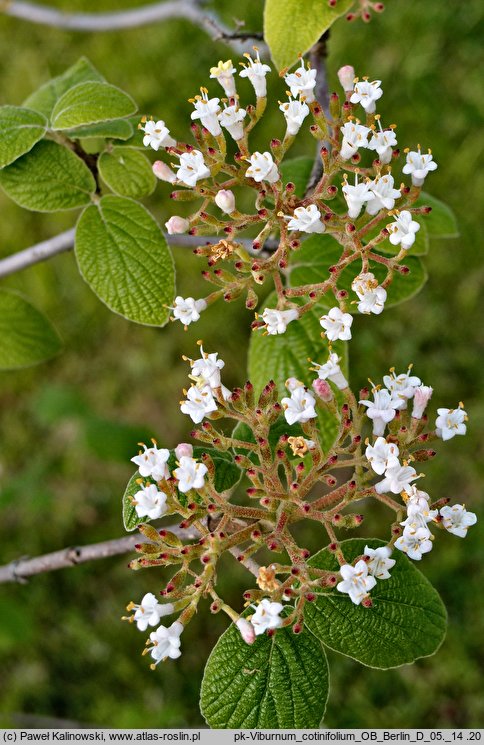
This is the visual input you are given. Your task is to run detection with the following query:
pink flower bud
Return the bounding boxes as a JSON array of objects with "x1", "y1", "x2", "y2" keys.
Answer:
[
  {"x1": 152, "y1": 160, "x2": 176, "y2": 183},
  {"x1": 412, "y1": 385, "x2": 433, "y2": 419},
  {"x1": 165, "y1": 216, "x2": 190, "y2": 235},
  {"x1": 312, "y1": 379, "x2": 333, "y2": 402},
  {"x1": 175, "y1": 442, "x2": 193, "y2": 459},
  {"x1": 214, "y1": 189, "x2": 236, "y2": 214},
  {"x1": 337, "y1": 65, "x2": 356, "y2": 93},
  {"x1": 236, "y1": 618, "x2": 256, "y2": 645}
]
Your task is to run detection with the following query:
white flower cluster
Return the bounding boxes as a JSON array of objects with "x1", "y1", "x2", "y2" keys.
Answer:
[
  {"x1": 281, "y1": 378, "x2": 317, "y2": 425},
  {"x1": 130, "y1": 441, "x2": 208, "y2": 520},
  {"x1": 180, "y1": 345, "x2": 230, "y2": 424},
  {"x1": 337, "y1": 545, "x2": 395, "y2": 605},
  {"x1": 125, "y1": 593, "x2": 184, "y2": 667}
]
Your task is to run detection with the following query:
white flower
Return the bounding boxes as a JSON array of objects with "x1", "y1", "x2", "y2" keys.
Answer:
[
  {"x1": 284, "y1": 59, "x2": 317, "y2": 103},
  {"x1": 190, "y1": 348, "x2": 225, "y2": 390},
  {"x1": 140, "y1": 119, "x2": 176, "y2": 151},
  {"x1": 131, "y1": 444, "x2": 170, "y2": 481},
  {"x1": 210, "y1": 59, "x2": 237, "y2": 97},
  {"x1": 175, "y1": 150, "x2": 211, "y2": 187},
  {"x1": 165, "y1": 216, "x2": 189, "y2": 235},
  {"x1": 366, "y1": 174, "x2": 401, "y2": 215},
  {"x1": 152, "y1": 161, "x2": 176, "y2": 183},
  {"x1": 375, "y1": 464, "x2": 418, "y2": 495},
  {"x1": 214, "y1": 189, "x2": 236, "y2": 214},
  {"x1": 364, "y1": 546, "x2": 396, "y2": 580},
  {"x1": 412, "y1": 385, "x2": 433, "y2": 419},
  {"x1": 251, "y1": 599, "x2": 284, "y2": 636},
  {"x1": 283, "y1": 204, "x2": 325, "y2": 234},
  {"x1": 180, "y1": 384, "x2": 217, "y2": 424},
  {"x1": 402, "y1": 146, "x2": 438, "y2": 187},
  {"x1": 236, "y1": 618, "x2": 256, "y2": 645},
  {"x1": 367, "y1": 120, "x2": 397, "y2": 164},
  {"x1": 261, "y1": 308, "x2": 299, "y2": 335},
  {"x1": 337, "y1": 65, "x2": 356, "y2": 93},
  {"x1": 435, "y1": 406, "x2": 468, "y2": 441},
  {"x1": 440, "y1": 504, "x2": 477, "y2": 538},
  {"x1": 148, "y1": 621, "x2": 183, "y2": 665},
  {"x1": 312, "y1": 352, "x2": 348, "y2": 390},
  {"x1": 320, "y1": 307, "x2": 353, "y2": 341},
  {"x1": 383, "y1": 366, "x2": 422, "y2": 410},
  {"x1": 133, "y1": 483, "x2": 168, "y2": 520},
  {"x1": 281, "y1": 386, "x2": 317, "y2": 425},
  {"x1": 173, "y1": 456, "x2": 208, "y2": 493},
  {"x1": 339, "y1": 121, "x2": 370, "y2": 160},
  {"x1": 279, "y1": 97, "x2": 310, "y2": 136},
  {"x1": 401, "y1": 490, "x2": 438, "y2": 531},
  {"x1": 360, "y1": 389, "x2": 397, "y2": 436},
  {"x1": 239, "y1": 50, "x2": 271, "y2": 98},
  {"x1": 394, "y1": 526, "x2": 433, "y2": 561},
  {"x1": 171, "y1": 296, "x2": 207, "y2": 327},
  {"x1": 245, "y1": 151, "x2": 279, "y2": 184},
  {"x1": 130, "y1": 593, "x2": 174, "y2": 632},
  {"x1": 218, "y1": 104, "x2": 246, "y2": 141},
  {"x1": 388, "y1": 210, "x2": 421, "y2": 250},
  {"x1": 352, "y1": 272, "x2": 387, "y2": 315},
  {"x1": 190, "y1": 88, "x2": 221, "y2": 137},
  {"x1": 337, "y1": 560, "x2": 377, "y2": 605},
  {"x1": 350, "y1": 79, "x2": 383, "y2": 114},
  {"x1": 342, "y1": 174, "x2": 372, "y2": 219},
  {"x1": 365, "y1": 437, "x2": 400, "y2": 475}
]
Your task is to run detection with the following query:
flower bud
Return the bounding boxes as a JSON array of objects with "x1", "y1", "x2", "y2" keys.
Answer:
[
  {"x1": 175, "y1": 443, "x2": 193, "y2": 459},
  {"x1": 337, "y1": 65, "x2": 355, "y2": 93},
  {"x1": 236, "y1": 618, "x2": 256, "y2": 645},
  {"x1": 153, "y1": 160, "x2": 176, "y2": 183},
  {"x1": 285, "y1": 377, "x2": 302, "y2": 393},
  {"x1": 412, "y1": 385, "x2": 433, "y2": 419},
  {"x1": 214, "y1": 189, "x2": 236, "y2": 215},
  {"x1": 312, "y1": 379, "x2": 333, "y2": 402},
  {"x1": 165, "y1": 216, "x2": 190, "y2": 235}
]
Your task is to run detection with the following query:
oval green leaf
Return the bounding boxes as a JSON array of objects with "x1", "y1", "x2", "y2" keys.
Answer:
[
  {"x1": 264, "y1": 0, "x2": 353, "y2": 71},
  {"x1": 0, "y1": 290, "x2": 62, "y2": 370},
  {"x1": 98, "y1": 147, "x2": 156, "y2": 199},
  {"x1": 24, "y1": 57, "x2": 105, "y2": 122},
  {"x1": 64, "y1": 119, "x2": 134, "y2": 142},
  {"x1": 0, "y1": 106, "x2": 47, "y2": 169},
  {"x1": 51, "y1": 81, "x2": 137, "y2": 131},
  {"x1": 200, "y1": 617, "x2": 329, "y2": 728},
  {"x1": 0, "y1": 140, "x2": 96, "y2": 212},
  {"x1": 279, "y1": 156, "x2": 313, "y2": 197},
  {"x1": 305, "y1": 538, "x2": 447, "y2": 669},
  {"x1": 415, "y1": 192, "x2": 459, "y2": 238},
  {"x1": 289, "y1": 234, "x2": 428, "y2": 310},
  {"x1": 75, "y1": 196, "x2": 175, "y2": 326}
]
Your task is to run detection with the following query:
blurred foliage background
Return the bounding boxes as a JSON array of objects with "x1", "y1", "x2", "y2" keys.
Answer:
[{"x1": 0, "y1": 0, "x2": 483, "y2": 728}]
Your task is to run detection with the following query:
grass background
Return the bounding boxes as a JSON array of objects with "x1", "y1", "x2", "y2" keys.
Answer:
[{"x1": 0, "y1": 0, "x2": 483, "y2": 728}]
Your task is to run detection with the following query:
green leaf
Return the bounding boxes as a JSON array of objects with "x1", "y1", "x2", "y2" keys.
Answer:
[
  {"x1": 200, "y1": 617, "x2": 329, "y2": 728},
  {"x1": 0, "y1": 106, "x2": 47, "y2": 169},
  {"x1": 279, "y1": 157, "x2": 313, "y2": 197},
  {"x1": 0, "y1": 140, "x2": 96, "y2": 212},
  {"x1": 24, "y1": 57, "x2": 104, "y2": 122},
  {"x1": 415, "y1": 192, "x2": 459, "y2": 238},
  {"x1": 0, "y1": 290, "x2": 62, "y2": 370},
  {"x1": 248, "y1": 291, "x2": 347, "y2": 451},
  {"x1": 64, "y1": 119, "x2": 134, "y2": 142},
  {"x1": 305, "y1": 538, "x2": 447, "y2": 669},
  {"x1": 98, "y1": 147, "x2": 156, "y2": 199},
  {"x1": 289, "y1": 234, "x2": 428, "y2": 310},
  {"x1": 75, "y1": 195, "x2": 175, "y2": 326},
  {"x1": 264, "y1": 0, "x2": 353, "y2": 71},
  {"x1": 51, "y1": 82, "x2": 137, "y2": 131},
  {"x1": 123, "y1": 448, "x2": 240, "y2": 531}
]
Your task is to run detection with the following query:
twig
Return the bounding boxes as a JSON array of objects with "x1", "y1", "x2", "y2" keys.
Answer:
[
  {"x1": 0, "y1": 526, "x2": 260, "y2": 584},
  {"x1": 306, "y1": 31, "x2": 331, "y2": 194},
  {"x1": 0, "y1": 0, "x2": 259, "y2": 51}
]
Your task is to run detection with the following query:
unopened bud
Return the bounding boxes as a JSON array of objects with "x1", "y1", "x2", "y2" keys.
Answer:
[
  {"x1": 153, "y1": 160, "x2": 176, "y2": 183},
  {"x1": 312, "y1": 378, "x2": 333, "y2": 402},
  {"x1": 165, "y1": 215, "x2": 190, "y2": 235},
  {"x1": 412, "y1": 385, "x2": 433, "y2": 419},
  {"x1": 236, "y1": 618, "x2": 256, "y2": 645},
  {"x1": 337, "y1": 65, "x2": 356, "y2": 93},
  {"x1": 175, "y1": 442, "x2": 193, "y2": 459},
  {"x1": 215, "y1": 189, "x2": 236, "y2": 215}
]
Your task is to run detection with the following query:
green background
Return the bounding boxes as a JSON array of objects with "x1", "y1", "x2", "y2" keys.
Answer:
[{"x1": 0, "y1": 0, "x2": 483, "y2": 728}]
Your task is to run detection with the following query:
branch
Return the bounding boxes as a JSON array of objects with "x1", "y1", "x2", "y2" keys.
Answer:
[
  {"x1": 306, "y1": 31, "x2": 331, "y2": 194},
  {"x1": 0, "y1": 0, "x2": 261, "y2": 51},
  {"x1": 0, "y1": 526, "x2": 260, "y2": 584}
]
